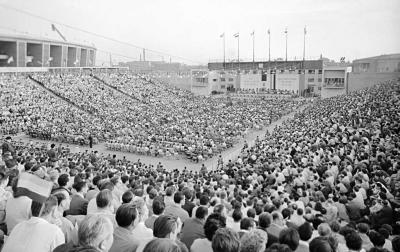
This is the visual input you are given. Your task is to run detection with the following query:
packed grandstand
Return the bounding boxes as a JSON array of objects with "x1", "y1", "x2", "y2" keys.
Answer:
[{"x1": 0, "y1": 67, "x2": 399, "y2": 252}]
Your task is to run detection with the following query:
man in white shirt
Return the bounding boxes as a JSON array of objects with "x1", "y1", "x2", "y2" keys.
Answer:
[{"x1": 3, "y1": 195, "x2": 65, "y2": 252}]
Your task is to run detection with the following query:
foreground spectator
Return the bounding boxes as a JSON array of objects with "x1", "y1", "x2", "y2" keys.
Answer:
[
  {"x1": 212, "y1": 228, "x2": 240, "y2": 252},
  {"x1": 3, "y1": 196, "x2": 65, "y2": 252},
  {"x1": 143, "y1": 238, "x2": 182, "y2": 252},
  {"x1": 191, "y1": 213, "x2": 226, "y2": 252},
  {"x1": 109, "y1": 203, "x2": 140, "y2": 252},
  {"x1": 239, "y1": 229, "x2": 268, "y2": 252},
  {"x1": 54, "y1": 214, "x2": 114, "y2": 252},
  {"x1": 180, "y1": 206, "x2": 208, "y2": 248}
]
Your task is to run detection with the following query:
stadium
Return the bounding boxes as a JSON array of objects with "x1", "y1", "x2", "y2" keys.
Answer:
[{"x1": 1, "y1": 1, "x2": 400, "y2": 252}]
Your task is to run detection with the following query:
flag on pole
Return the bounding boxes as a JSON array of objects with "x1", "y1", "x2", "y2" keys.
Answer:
[
  {"x1": 16, "y1": 172, "x2": 53, "y2": 203},
  {"x1": 233, "y1": 32, "x2": 239, "y2": 38},
  {"x1": 250, "y1": 30, "x2": 254, "y2": 36},
  {"x1": 267, "y1": 29, "x2": 270, "y2": 35},
  {"x1": 304, "y1": 26, "x2": 307, "y2": 35},
  {"x1": 220, "y1": 33, "x2": 225, "y2": 38}
]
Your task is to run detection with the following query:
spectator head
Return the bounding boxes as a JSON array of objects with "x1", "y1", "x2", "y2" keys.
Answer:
[
  {"x1": 356, "y1": 223, "x2": 369, "y2": 234},
  {"x1": 272, "y1": 211, "x2": 283, "y2": 225},
  {"x1": 204, "y1": 213, "x2": 226, "y2": 241},
  {"x1": 78, "y1": 214, "x2": 114, "y2": 252},
  {"x1": 200, "y1": 194, "x2": 210, "y2": 206},
  {"x1": 214, "y1": 204, "x2": 227, "y2": 217},
  {"x1": 31, "y1": 195, "x2": 58, "y2": 218},
  {"x1": 212, "y1": 228, "x2": 240, "y2": 252},
  {"x1": 73, "y1": 181, "x2": 88, "y2": 193},
  {"x1": 247, "y1": 208, "x2": 256, "y2": 218},
  {"x1": 378, "y1": 228, "x2": 390, "y2": 239},
  {"x1": 115, "y1": 203, "x2": 138, "y2": 230},
  {"x1": 329, "y1": 221, "x2": 341, "y2": 233},
  {"x1": 173, "y1": 191, "x2": 184, "y2": 205},
  {"x1": 240, "y1": 217, "x2": 255, "y2": 231},
  {"x1": 57, "y1": 174, "x2": 69, "y2": 187},
  {"x1": 165, "y1": 187, "x2": 175, "y2": 197},
  {"x1": 132, "y1": 198, "x2": 149, "y2": 222},
  {"x1": 96, "y1": 189, "x2": 113, "y2": 210},
  {"x1": 240, "y1": 229, "x2": 268, "y2": 252},
  {"x1": 345, "y1": 231, "x2": 362, "y2": 251},
  {"x1": 153, "y1": 215, "x2": 182, "y2": 241},
  {"x1": 265, "y1": 243, "x2": 292, "y2": 252},
  {"x1": 309, "y1": 236, "x2": 337, "y2": 252},
  {"x1": 99, "y1": 181, "x2": 114, "y2": 191},
  {"x1": 122, "y1": 190, "x2": 134, "y2": 204},
  {"x1": 195, "y1": 206, "x2": 208, "y2": 220},
  {"x1": 298, "y1": 222, "x2": 313, "y2": 241},
  {"x1": 143, "y1": 238, "x2": 181, "y2": 252},
  {"x1": 53, "y1": 193, "x2": 70, "y2": 212},
  {"x1": 368, "y1": 230, "x2": 386, "y2": 248},
  {"x1": 232, "y1": 208, "x2": 243, "y2": 222},
  {"x1": 182, "y1": 188, "x2": 193, "y2": 201},
  {"x1": 279, "y1": 228, "x2": 300, "y2": 251},
  {"x1": 392, "y1": 236, "x2": 400, "y2": 252},
  {"x1": 258, "y1": 212, "x2": 272, "y2": 229},
  {"x1": 153, "y1": 199, "x2": 166, "y2": 215},
  {"x1": 318, "y1": 223, "x2": 332, "y2": 237}
]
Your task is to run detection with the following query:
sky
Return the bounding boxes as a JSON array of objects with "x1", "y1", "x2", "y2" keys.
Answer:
[{"x1": 0, "y1": 0, "x2": 399, "y2": 65}]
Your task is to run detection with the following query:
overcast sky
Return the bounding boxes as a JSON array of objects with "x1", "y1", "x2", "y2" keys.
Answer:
[{"x1": 0, "y1": 0, "x2": 399, "y2": 65}]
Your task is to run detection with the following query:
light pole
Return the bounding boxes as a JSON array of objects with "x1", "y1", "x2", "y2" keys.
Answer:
[{"x1": 285, "y1": 27, "x2": 288, "y2": 62}]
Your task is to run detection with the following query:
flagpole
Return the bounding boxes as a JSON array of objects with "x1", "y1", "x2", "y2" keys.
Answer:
[
  {"x1": 223, "y1": 34, "x2": 226, "y2": 69},
  {"x1": 285, "y1": 27, "x2": 288, "y2": 62},
  {"x1": 234, "y1": 33, "x2": 240, "y2": 70},
  {"x1": 303, "y1": 26, "x2": 306, "y2": 62},
  {"x1": 268, "y1": 29, "x2": 271, "y2": 63},
  {"x1": 252, "y1": 31, "x2": 255, "y2": 64}
]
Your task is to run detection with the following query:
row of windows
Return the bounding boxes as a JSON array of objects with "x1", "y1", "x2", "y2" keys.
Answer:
[
  {"x1": 308, "y1": 70, "x2": 323, "y2": 74},
  {"x1": 214, "y1": 78, "x2": 234, "y2": 82},
  {"x1": 308, "y1": 78, "x2": 322, "y2": 82}
]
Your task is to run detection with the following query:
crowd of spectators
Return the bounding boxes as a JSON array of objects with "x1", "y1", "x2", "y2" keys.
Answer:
[
  {"x1": 1, "y1": 71, "x2": 305, "y2": 161},
  {"x1": 0, "y1": 78, "x2": 399, "y2": 252},
  {"x1": 0, "y1": 74, "x2": 104, "y2": 144}
]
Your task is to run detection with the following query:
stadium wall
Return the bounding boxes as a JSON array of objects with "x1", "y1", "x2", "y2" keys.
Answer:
[{"x1": 347, "y1": 72, "x2": 400, "y2": 92}]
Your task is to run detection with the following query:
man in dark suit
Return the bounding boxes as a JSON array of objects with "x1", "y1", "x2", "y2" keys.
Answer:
[
  {"x1": 181, "y1": 206, "x2": 208, "y2": 249},
  {"x1": 258, "y1": 212, "x2": 279, "y2": 248},
  {"x1": 145, "y1": 199, "x2": 165, "y2": 230},
  {"x1": 66, "y1": 181, "x2": 89, "y2": 215}
]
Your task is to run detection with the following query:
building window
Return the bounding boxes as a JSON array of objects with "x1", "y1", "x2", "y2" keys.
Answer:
[
  {"x1": 213, "y1": 79, "x2": 217, "y2": 82},
  {"x1": 308, "y1": 78, "x2": 314, "y2": 82},
  {"x1": 261, "y1": 74, "x2": 267, "y2": 81},
  {"x1": 221, "y1": 78, "x2": 225, "y2": 82},
  {"x1": 308, "y1": 69, "x2": 315, "y2": 74},
  {"x1": 221, "y1": 85, "x2": 226, "y2": 89},
  {"x1": 318, "y1": 78, "x2": 322, "y2": 82},
  {"x1": 228, "y1": 78, "x2": 234, "y2": 82},
  {"x1": 318, "y1": 69, "x2": 322, "y2": 74}
]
